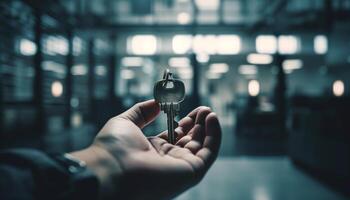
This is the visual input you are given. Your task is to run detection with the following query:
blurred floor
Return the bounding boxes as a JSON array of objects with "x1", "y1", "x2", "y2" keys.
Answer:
[
  {"x1": 186, "y1": 110, "x2": 346, "y2": 200},
  {"x1": 176, "y1": 157, "x2": 347, "y2": 200},
  {"x1": 218, "y1": 125, "x2": 286, "y2": 157}
]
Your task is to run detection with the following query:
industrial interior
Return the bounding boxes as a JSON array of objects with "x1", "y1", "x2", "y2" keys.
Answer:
[{"x1": 0, "y1": 0, "x2": 349, "y2": 199}]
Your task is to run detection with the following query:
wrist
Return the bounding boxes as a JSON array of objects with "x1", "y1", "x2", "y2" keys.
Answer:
[{"x1": 71, "y1": 145, "x2": 123, "y2": 199}]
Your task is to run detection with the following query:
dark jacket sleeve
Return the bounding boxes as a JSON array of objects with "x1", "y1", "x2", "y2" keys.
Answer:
[{"x1": 0, "y1": 148, "x2": 98, "y2": 200}]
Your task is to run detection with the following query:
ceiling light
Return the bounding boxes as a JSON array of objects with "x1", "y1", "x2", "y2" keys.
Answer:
[
  {"x1": 177, "y1": 12, "x2": 191, "y2": 25},
  {"x1": 19, "y1": 38, "x2": 37, "y2": 56},
  {"x1": 278, "y1": 35, "x2": 300, "y2": 55},
  {"x1": 209, "y1": 63, "x2": 229, "y2": 73},
  {"x1": 216, "y1": 35, "x2": 241, "y2": 55},
  {"x1": 248, "y1": 80, "x2": 260, "y2": 97},
  {"x1": 196, "y1": 53, "x2": 209, "y2": 63},
  {"x1": 121, "y1": 69, "x2": 135, "y2": 79},
  {"x1": 314, "y1": 35, "x2": 328, "y2": 54},
  {"x1": 172, "y1": 35, "x2": 192, "y2": 54},
  {"x1": 177, "y1": 68, "x2": 193, "y2": 79},
  {"x1": 71, "y1": 64, "x2": 87, "y2": 76},
  {"x1": 333, "y1": 80, "x2": 344, "y2": 97},
  {"x1": 247, "y1": 53, "x2": 273, "y2": 65},
  {"x1": 192, "y1": 35, "x2": 217, "y2": 54},
  {"x1": 256, "y1": 35, "x2": 277, "y2": 54},
  {"x1": 238, "y1": 65, "x2": 257, "y2": 75},
  {"x1": 129, "y1": 35, "x2": 157, "y2": 55},
  {"x1": 122, "y1": 57, "x2": 143, "y2": 67},
  {"x1": 42, "y1": 61, "x2": 66, "y2": 74},
  {"x1": 195, "y1": 0, "x2": 219, "y2": 10},
  {"x1": 51, "y1": 81, "x2": 63, "y2": 97},
  {"x1": 169, "y1": 57, "x2": 190, "y2": 68},
  {"x1": 95, "y1": 65, "x2": 107, "y2": 76},
  {"x1": 282, "y1": 59, "x2": 303, "y2": 70}
]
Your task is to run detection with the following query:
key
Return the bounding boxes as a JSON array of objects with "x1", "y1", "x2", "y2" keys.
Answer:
[
  {"x1": 154, "y1": 69, "x2": 185, "y2": 144},
  {"x1": 154, "y1": 70, "x2": 185, "y2": 144}
]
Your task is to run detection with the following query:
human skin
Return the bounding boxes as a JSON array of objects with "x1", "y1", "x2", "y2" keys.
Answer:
[{"x1": 72, "y1": 100, "x2": 222, "y2": 200}]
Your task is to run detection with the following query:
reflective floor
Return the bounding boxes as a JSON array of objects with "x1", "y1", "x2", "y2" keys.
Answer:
[{"x1": 176, "y1": 157, "x2": 347, "y2": 200}]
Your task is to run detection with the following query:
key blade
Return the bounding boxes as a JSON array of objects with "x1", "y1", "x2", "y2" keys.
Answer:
[{"x1": 166, "y1": 104, "x2": 176, "y2": 144}]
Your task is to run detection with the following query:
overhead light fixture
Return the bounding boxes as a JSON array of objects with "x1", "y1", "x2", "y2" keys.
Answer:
[
  {"x1": 256, "y1": 35, "x2": 277, "y2": 54},
  {"x1": 209, "y1": 63, "x2": 229, "y2": 73},
  {"x1": 71, "y1": 113, "x2": 82, "y2": 127},
  {"x1": 73, "y1": 37, "x2": 82, "y2": 56},
  {"x1": 216, "y1": 35, "x2": 241, "y2": 55},
  {"x1": 172, "y1": 35, "x2": 192, "y2": 54},
  {"x1": 333, "y1": 80, "x2": 344, "y2": 97},
  {"x1": 192, "y1": 35, "x2": 217, "y2": 54},
  {"x1": 177, "y1": 12, "x2": 191, "y2": 25},
  {"x1": 122, "y1": 57, "x2": 143, "y2": 67},
  {"x1": 177, "y1": 68, "x2": 193, "y2": 79},
  {"x1": 42, "y1": 61, "x2": 66, "y2": 74},
  {"x1": 177, "y1": 67, "x2": 192, "y2": 74},
  {"x1": 129, "y1": 35, "x2": 157, "y2": 55},
  {"x1": 247, "y1": 53, "x2": 273, "y2": 65},
  {"x1": 44, "y1": 36, "x2": 68, "y2": 56},
  {"x1": 51, "y1": 81, "x2": 63, "y2": 97},
  {"x1": 169, "y1": 57, "x2": 190, "y2": 68},
  {"x1": 278, "y1": 35, "x2": 300, "y2": 55},
  {"x1": 282, "y1": 59, "x2": 303, "y2": 70},
  {"x1": 196, "y1": 53, "x2": 209, "y2": 63},
  {"x1": 19, "y1": 38, "x2": 37, "y2": 56},
  {"x1": 238, "y1": 65, "x2": 257, "y2": 75},
  {"x1": 194, "y1": 0, "x2": 219, "y2": 10},
  {"x1": 71, "y1": 64, "x2": 87, "y2": 76},
  {"x1": 314, "y1": 35, "x2": 328, "y2": 54},
  {"x1": 248, "y1": 80, "x2": 260, "y2": 97},
  {"x1": 191, "y1": 34, "x2": 241, "y2": 55},
  {"x1": 178, "y1": 73, "x2": 193, "y2": 79},
  {"x1": 95, "y1": 65, "x2": 107, "y2": 76},
  {"x1": 121, "y1": 69, "x2": 135, "y2": 79}
]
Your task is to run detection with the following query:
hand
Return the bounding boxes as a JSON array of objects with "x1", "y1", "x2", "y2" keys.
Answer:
[{"x1": 72, "y1": 100, "x2": 221, "y2": 200}]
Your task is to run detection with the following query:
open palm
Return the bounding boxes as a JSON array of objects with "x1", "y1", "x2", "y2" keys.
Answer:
[{"x1": 93, "y1": 100, "x2": 221, "y2": 200}]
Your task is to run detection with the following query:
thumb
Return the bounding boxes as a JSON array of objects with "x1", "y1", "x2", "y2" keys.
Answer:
[{"x1": 118, "y1": 99, "x2": 160, "y2": 129}]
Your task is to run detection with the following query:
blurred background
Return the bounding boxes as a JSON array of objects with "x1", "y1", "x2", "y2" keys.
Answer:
[{"x1": 0, "y1": 0, "x2": 349, "y2": 199}]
